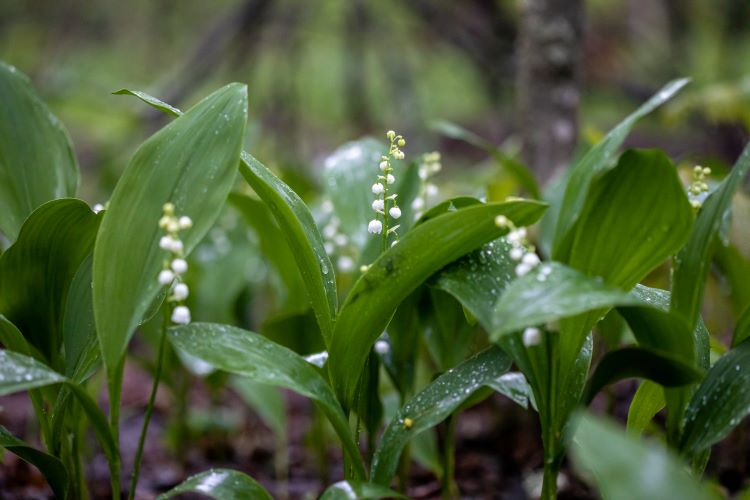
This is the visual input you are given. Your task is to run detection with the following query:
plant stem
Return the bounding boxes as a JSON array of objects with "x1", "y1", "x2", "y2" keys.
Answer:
[
  {"x1": 541, "y1": 458, "x2": 559, "y2": 500},
  {"x1": 381, "y1": 178, "x2": 389, "y2": 254},
  {"x1": 127, "y1": 311, "x2": 169, "y2": 500},
  {"x1": 109, "y1": 363, "x2": 123, "y2": 500},
  {"x1": 440, "y1": 413, "x2": 459, "y2": 499}
]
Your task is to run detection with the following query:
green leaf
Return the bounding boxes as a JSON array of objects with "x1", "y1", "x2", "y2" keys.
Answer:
[
  {"x1": 168, "y1": 322, "x2": 365, "y2": 479},
  {"x1": 93, "y1": 83, "x2": 247, "y2": 389},
  {"x1": 0, "y1": 350, "x2": 118, "y2": 475},
  {"x1": 435, "y1": 237, "x2": 517, "y2": 331},
  {"x1": 62, "y1": 253, "x2": 100, "y2": 381},
  {"x1": 112, "y1": 89, "x2": 181, "y2": 117},
  {"x1": 0, "y1": 62, "x2": 79, "y2": 241},
  {"x1": 564, "y1": 149, "x2": 694, "y2": 289},
  {"x1": 617, "y1": 305, "x2": 694, "y2": 363},
  {"x1": 0, "y1": 349, "x2": 65, "y2": 396},
  {"x1": 583, "y1": 347, "x2": 704, "y2": 404},
  {"x1": 320, "y1": 480, "x2": 406, "y2": 500},
  {"x1": 322, "y1": 138, "x2": 386, "y2": 250},
  {"x1": 239, "y1": 151, "x2": 337, "y2": 342},
  {"x1": 672, "y1": 142, "x2": 750, "y2": 329},
  {"x1": 552, "y1": 79, "x2": 689, "y2": 257},
  {"x1": 486, "y1": 372, "x2": 534, "y2": 409},
  {"x1": 627, "y1": 381, "x2": 665, "y2": 434},
  {"x1": 329, "y1": 200, "x2": 547, "y2": 407},
  {"x1": 491, "y1": 262, "x2": 639, "y2": 341},
  {"x1": 116, "y1": 88, "x2": 335, "y2": 340},
  {"x1": 0, "y1": 425, "x2": 68, "y2": 499},
  {"x1": 0, "y1": 314, "x2": 43, "y2": 359},
  {"x1": 156, "y1": 469, "x2": 272, "y2": 500},
  {"x1": 680, "y1": 337, "x2": 750, "y2": 455},
  {"x1": 569, "y1": 411, "x2": 714, "y2": 500},
  {"x1": 430, "y1": 120, "x2": 541, "y2": 199},
  {"x1": 0, "y1": 199, "x2": 100, "y2": 368},
  {"x1": 230, "y1": 378, "x2": 287, "y2": 440},
  {"x1": 228, "y1": 193, "x2": 306, "y2": 309},
  {"x1": 370, "y1": 346, "x2": 512, "y2": 484}
]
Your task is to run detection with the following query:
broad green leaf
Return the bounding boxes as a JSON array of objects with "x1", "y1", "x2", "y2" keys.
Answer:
[
  {"x1": 156, "y1": 469, "x2": 272, "y2": 500},
  {"x1": 229, "y1": 193, "x2": 306, "y2": 309},
  {"x1": 583, "y1": 347, "x2": 704, "y2": 404},
  {"x1": 435, "y1": 237, "x2": 516, "y2": 331},
  {"x1": 370, "y1": 346, "x2": 511, "y2": 484},
  {"x1": 62, "y1": 254, "x2": 100, "y2": 381},
  {"x1": 322, "y1": 138, "x2": 385, "y2": 250},
  {"x1": 112, "y1": 89, "x2": 181, "y2": 117},
  {"x1": 0, "y1": 199, "x2": 100, "y2": 368},
  {"x1": 320, "y1": 480, "x2": 406, "y2": 500},
  {"x1": 627, "y1": 381, "x2": 665, "y2": 434},
  {"x1": 617, "y1": 306, "x2": 694, "y2": 363},
  {"x1": 115, "y1": 91, "x2": 334, "y2": 339},
  {"x1": 553, "y1": 79, "x2": 689, "y2": 257},
  {"x1": 93, "y1": 84, "x2": 247, "y2": 388},
  {"x1": 240, "y1": 151, "x2": 337, "y2": 343},
  {"x1": 0, "y1": 350, "x2": 65, "y2": 395},
  {"x1": 168, "y1": 322, "x2": 364, "y2": 479},
  {"x1": 570, "y1": 411, "x2": 713, "y2": 500},
  {"x1": 423, "y1": 288, "x2": 475, "y2": 371},
  {"x1": 0, "y1": 314, "x2": 43, "y2": 359},
  {"x1": 430, "y1": 120, "x2": 541, "y2": 198},
  {"x1": 486, "y1": 372, "x2": 534, "y2": 410},
  {"x1": 672, "y1": 142, "x2": 750, "y2": 330},
  {"x1": 329, "y1": 200, "x2": 547, "y2": 407},
  {"x1": 565, "y1": 149, "x2": 693, "y2": 289},
  {"x1": 680, "y1": 337, "x2": 750, "y2": 455},
  {"x1": 491, "y1": 262, "x2": 639, "y2": 340},
  {"x1": 0, "y1": 62, "x2": 79, "y2": 241},
  {"x1": 0, "y1": 425, "x2": 68, "y2": 499}
]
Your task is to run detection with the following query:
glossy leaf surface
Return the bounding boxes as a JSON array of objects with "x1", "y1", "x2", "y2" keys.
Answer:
[
  {"x1": 0, "y1": 62, "x2": 79, "y2": 241},
  {"x1": 672, "y1": 142, "x2": 750, "y2": 329},
  {"x1": 680, "y1": 337, "x2": 750, "y2": 455},
  {"x1": 168, "y1": 322, "x2": 364, "y2": 478},
  {"x1": 0, "y1": 349, "x2": 65, "y2": 395},
  {"x1": 0, "y1": 199, "x2": 100, "y2": 367},
  {"x1": 570, "y1": 411, "x2": 712, "y2": 500},
  {"x1": 157, "y1": 469, "x2": 272, "y2": 500},
  {"x1": 491, "y1": 262, "x2": 639, "y2": 340},
  {"x1": 553, "y1": 79, "x2": 689, "y2": 258},
  {"x1": 320, "y1": 480, "x2": 405, "y2": 500},
  {"x1": 370, "y1": 346, "x2": 511, "y2": 484},
  {"x1": 330, "y1": 200, "x2": 547, "y2": 406},
  {"x1": 93, "y1": 83, "x2": 247, "y2": 382}
]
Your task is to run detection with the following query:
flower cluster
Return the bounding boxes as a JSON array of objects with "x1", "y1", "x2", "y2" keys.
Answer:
[
  {"x1": 411, "y1": 151, "x2": 442, "y2": 220},
  {"x1": 368, "y1": 130, "x2": 405, "y2": 249},
  {"x1": 494, "y1": 215, "x2": 540, "y2": 277},
  {"x1": 319, "y1": 201, "x2": 358, "y2": 273},
  {"x1": 687, "y1": 165, "x2": 711, "y2": 209},
  {"x1": 157, "y1": 203, "x2": 192, "y2": 325}
]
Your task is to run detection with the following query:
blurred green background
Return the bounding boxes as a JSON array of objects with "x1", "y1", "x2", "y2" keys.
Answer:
[{"x1": 1, "y1": 0, "x2": 749, "y2": 203}]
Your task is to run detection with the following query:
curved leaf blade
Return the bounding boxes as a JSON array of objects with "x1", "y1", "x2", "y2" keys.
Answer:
[
  {"x1": 672, "y1": 142, "x2": 750, "y2": 329},
  {"x1": 627, "y1": 381, "x2": 665, "y2": 434},
  {"x1": 570, "y1": 411, "x2": 713, "y2": 500},
  {"x1": 93, "y1": 83, "x2": 247, "y2": 381},
  {"x1": 0, "y1": 62, "x2": 79, "y2": 241},
  {"x1": 0, "y1": 350, "x2": 65, "y2": 395},
  {"x1": 583, "y1": 347, "x2": 704, "y2": 404},
  {"x1": 0, "y1": 199, "x2": 100, "y2": 367},
  {"x1": 553, "y1": 79, "x2": 689, "y2": 258},
  {"x1": 0, "y1": 425, "x2": 68, "y2": 499},
  {"x1": 329, "y1": 200, "x2": 547, "y2": 406},
  {"x1": 156, "y1": 469, "x2": 272, "y2": 500},
  {"x1": 168, "y1": 322, "x2": 365, "y2": 479},
  {"x1": 491, "y1": 262, "x2": 639, "y2": 340},
  {"x1": 370, "y1": 346, "x2": 512, "y2": 484},
  {"x1": 112, "y1": 89, "x2": 181, "y2": 117},
  {"x1": 680, "y1": 337, "x2": 750, "y2": 455}
]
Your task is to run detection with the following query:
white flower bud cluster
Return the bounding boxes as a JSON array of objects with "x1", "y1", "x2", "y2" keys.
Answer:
[
  {"x1": 411, "y1": 151, "x2": 442, "y2": 220},
  {"x1": 687, "y1": 165, "x2": 711, "y2": 210},
  {"x1": 494, "y1": 215, "x2": 540, "y2": 278},
  {"x1": 157, "y1": 202, "x2": 192, "y2": 325},
  {"x1": 368, "y1": 130, "x2": 405, "y2": 246},
  {"x1": 319, "y1": 209, "x2": 359, "y2": 274}
]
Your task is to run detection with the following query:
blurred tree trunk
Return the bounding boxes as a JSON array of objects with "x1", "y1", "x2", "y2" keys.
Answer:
[{"x1": 517, "y1": 0, "x2": 584, "y2": 183}]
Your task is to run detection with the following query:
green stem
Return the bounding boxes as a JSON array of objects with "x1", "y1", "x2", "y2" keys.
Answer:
[
  {"x1": 381, "y1": 180, "x2": 389, "y2": 254},
  {"x1": 440, "y1": 413, "x2": 459, "y2": 499},
  {"x1": 108, "y1": 363, "x2": 123, "y2": 500},
  {"x1": 541, "y1": 458, "x2": 560, "y2": 500},
  {"x1": 127, "y1": 311, "x2": 169, "y2": 500},
  {"x1": 541, "y1": 332, "x2": 560, "y2": 500}
]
